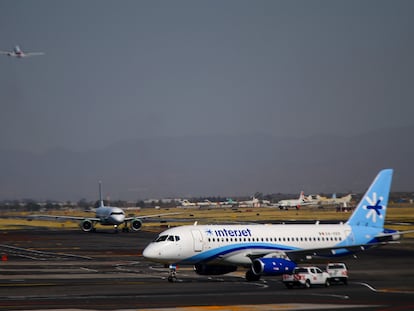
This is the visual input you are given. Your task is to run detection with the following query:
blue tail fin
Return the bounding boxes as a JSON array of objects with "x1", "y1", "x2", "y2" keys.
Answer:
[{"x1": 346, "y1": 169, "x2": 393, "y2": 228}]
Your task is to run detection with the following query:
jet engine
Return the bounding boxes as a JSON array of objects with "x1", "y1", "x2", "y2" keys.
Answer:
[
  {"x1": 80, "y1": 219, "x2": 94, "y2": 232},
  {"x1": 252, "y1": 258, "x2": 296, "y2": 276},
  {"x1": 130, "y1": 218, "x2": 143, "y2": 232},
  {"x1": 194, "y1": 264, "x2": 237, "y2": 276}
]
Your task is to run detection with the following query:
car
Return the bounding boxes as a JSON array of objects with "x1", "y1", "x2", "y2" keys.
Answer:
[
  {"x1": 282, "y1": 266, "x2": 330, "y2": 288},
  {"x1": 326, "y1": 262, "x2": 348, "y2": 285}
]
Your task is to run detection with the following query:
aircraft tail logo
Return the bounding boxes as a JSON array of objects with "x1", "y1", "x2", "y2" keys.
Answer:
[{"x1": 346, "y1": 169, "x2": 393, "y2": 228}]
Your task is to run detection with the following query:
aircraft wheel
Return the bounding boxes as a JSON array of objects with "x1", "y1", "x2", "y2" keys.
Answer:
[
  {"x1": 168, "y1": 276, "x2": 177, "y2": 282},
  {"x1": 245, "y1": 269, "x2": 261, "y2": 282}
]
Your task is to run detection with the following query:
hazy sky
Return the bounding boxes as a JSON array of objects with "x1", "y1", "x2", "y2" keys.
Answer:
[{"x1": 1, "y1": 0, "x2": 413, "y2": 153}]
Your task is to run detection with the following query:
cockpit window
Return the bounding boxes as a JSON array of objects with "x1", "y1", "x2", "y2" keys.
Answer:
[
  {"x1": 110, "y1": 212, "x2": 124, "y2": 215},
  {"x1": 154, "y1": 235, "x2": 168, "y2": 242},
  {"x1": 154, "y1": 235, "x2": 181, "y2": 242}
]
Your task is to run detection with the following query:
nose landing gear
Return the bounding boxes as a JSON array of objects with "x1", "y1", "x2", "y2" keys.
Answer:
[{"x1": 168, "y1": 264, "x2": 178, "y2": 282}]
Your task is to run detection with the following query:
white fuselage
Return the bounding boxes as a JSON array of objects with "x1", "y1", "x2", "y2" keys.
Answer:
[
  {"x1": 95, "y1": 206, "x2": 125, "y2": 225},
  {"x1": 143, "y1": 223, "x2": 378, "y2": 266},
  {"x1": 278, "y1": 199, "x2": 303, "y2": 207}
]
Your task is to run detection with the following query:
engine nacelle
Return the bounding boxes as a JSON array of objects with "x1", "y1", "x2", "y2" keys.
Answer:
[
  {"x1": 80, "y1": 219, "x2": 94, "y2": 232},
  {"x1": 252, "y1": 258, "x2": 296, "y2": 276},
  {"x1": 194, "y1": 264, "x2": 237, "y2": 276},
  {"x1": 130, "y1": 218, "x2": 143, "y2": 232}
]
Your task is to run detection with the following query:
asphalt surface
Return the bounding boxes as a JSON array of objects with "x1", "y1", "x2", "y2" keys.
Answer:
[{"x1": 0, "y1": 227, "x2": 413, "y2": 311}]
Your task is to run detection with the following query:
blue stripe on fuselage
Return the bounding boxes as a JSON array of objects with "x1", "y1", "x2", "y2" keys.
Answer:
[{"x1": 177, "y1": 243, "x2": 298, "y2": 264}]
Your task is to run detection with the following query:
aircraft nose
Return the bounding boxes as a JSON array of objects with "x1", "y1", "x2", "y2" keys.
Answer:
[
  {"x1": 143, "y1": 244, "x2": 158, "y2": 260},
  {"x1": 111, "y1": 214, "x2": 125, "y2": 224},
  {"x1": 143, "y1": 245, "x2": 152, "y2": 258}
]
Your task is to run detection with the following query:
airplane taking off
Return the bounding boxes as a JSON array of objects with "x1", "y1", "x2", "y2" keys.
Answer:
[
  {"x1": 143, "y1": 169, "x2": 410, "y2": 282},
  {"x1": 0, "y1": 45, "x2": 44, "y2": 58},
  {"x1": 31, "y1": 182, "x2": 177, "y2": 232},
  {"x1": 277, "y1": 191, "x2": 308, "y2": 209}
]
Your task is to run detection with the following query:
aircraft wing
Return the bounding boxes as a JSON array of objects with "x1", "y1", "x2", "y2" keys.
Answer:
[
  {"x1": 0, "y1": 51, "x2": 10, "y2": 55},
  {"x1": 28, "y1": 215, "x2": 100, "y2": 222},
  {"x1": 285, "y1": 242, "x2": 395, "y2": 261},
  {"x1": 247, "y1": 241, "x2": 397, "y2": 262},
  {"x1": 375, "y1": 230, "x2": 414, "y2": 241},
  {"x1": 124, "y1": 212, "x2": 181, "y2": 221}
]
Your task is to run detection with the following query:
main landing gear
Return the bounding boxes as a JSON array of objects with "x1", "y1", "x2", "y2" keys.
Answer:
[
  {"x1": 245, "y1": 268, "x2": 261, "y2": 282},
  {"x1": 168, "y1": 264, "x2": 178, "y2": 282}
]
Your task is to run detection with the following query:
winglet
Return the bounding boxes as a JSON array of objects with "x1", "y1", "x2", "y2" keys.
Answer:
[{"x1": 346, "y1": 169, "x2": 393, "y2": 228}]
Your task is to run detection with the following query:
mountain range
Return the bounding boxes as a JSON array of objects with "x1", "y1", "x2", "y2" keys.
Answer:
[{"x1": 0, "y1": 126, "x2": 413, "y2": 201}]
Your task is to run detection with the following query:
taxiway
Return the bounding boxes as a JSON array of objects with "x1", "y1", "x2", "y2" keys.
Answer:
[{"x1": 0, "y1": 228, "x2": 413, "y2": 310}]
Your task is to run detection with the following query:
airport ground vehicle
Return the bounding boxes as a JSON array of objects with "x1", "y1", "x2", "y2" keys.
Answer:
[
  {"x1": 326, "y1": 262, "x2": 348, "y2": 284},
  {"x1": 282, "y1": 266, "x2": 330, "y2": 288}
]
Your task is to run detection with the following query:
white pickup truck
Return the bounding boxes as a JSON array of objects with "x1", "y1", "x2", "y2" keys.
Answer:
[
  {"x1": 282, "y1": 266, "x2": 331, "y2": 288},
  {"x1": 326, "y1": 263, "x2": 348, "y2": 285}
]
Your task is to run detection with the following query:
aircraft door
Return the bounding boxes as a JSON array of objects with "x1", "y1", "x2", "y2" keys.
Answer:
[{"x1": 191, "y1": 230, "x2": 203, "y2": 252}]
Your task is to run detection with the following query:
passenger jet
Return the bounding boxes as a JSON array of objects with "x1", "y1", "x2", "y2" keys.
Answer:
[
  {"x1": 31, "y1": 182, "x2": 176, "y2": 232},
  {"x1": 143, "y1": 169, "x2": 408, "y2": 282},
  {"x1": 277, "y1": 191, "x2": 308, "y2": 209},
  {"x1": 0, "y1": 45, "x2": 44, "y2": 58}
]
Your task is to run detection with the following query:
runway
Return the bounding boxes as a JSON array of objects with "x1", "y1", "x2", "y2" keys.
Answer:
[{"x1": 0, "y1": 228, "x2": 413, "y2": 310}]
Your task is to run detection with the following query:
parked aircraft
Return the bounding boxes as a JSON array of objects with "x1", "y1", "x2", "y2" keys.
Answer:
[
  {"x1": 277, "y1": 191, "x2": 308, "y2": 209},
  {"x1": 178, "y1": 199, "x2": 197, "y2": 207},
  {"x1": 318, "y1": 193, "x2": 353, "y2": 207},
  {"x1": 197, "y1": 200, "x2": 219, "y2": 207},
  {"x1": 238, "y1": 197, "x2": 260, "y2": 207},
  {"x1": 0, "y1": 45, "x2": 44, "y2": 58},
  {"x1": 143, "y1": 169, "x2": 410, "y2": 282},
  {"x1": 238, "y1": 192, "x2": 269, "y2": 207},
  {"x1": 219, "y1": 198, "x2": 238, "y2": 206},
  {"x1": 30, "y1": 182, "x2": 176, "y2": 232}
]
